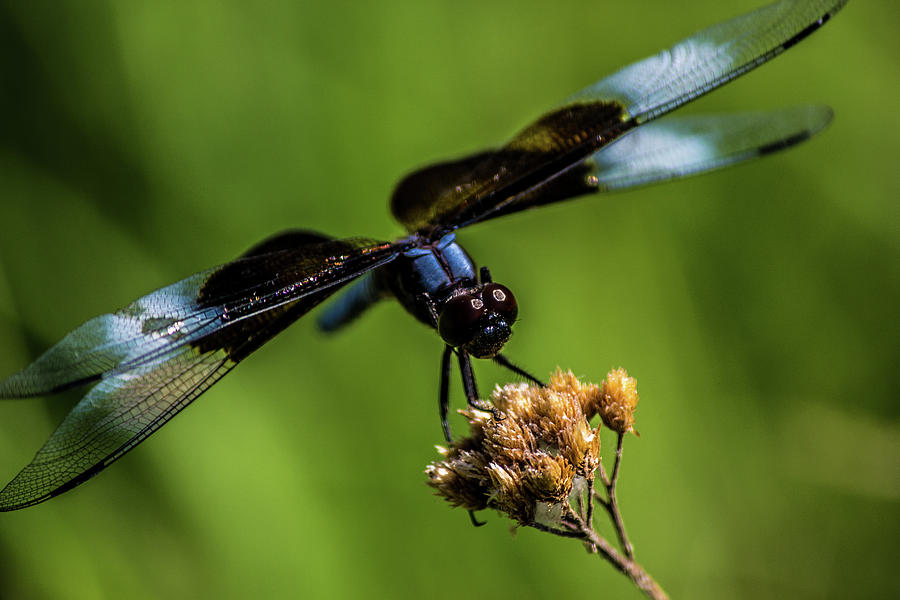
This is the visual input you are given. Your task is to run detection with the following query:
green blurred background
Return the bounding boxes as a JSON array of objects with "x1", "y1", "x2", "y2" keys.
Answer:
[{"x1": 0, "y1": 0, "x2": 896, "y2": 598}]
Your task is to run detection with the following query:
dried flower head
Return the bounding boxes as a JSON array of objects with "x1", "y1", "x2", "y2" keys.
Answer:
[
  {"x1": 426, "y1": 369, "x2": 603, "y2": 526},
  {"x1": 593, "y1": 368, "x2": 639, "y2": 435}
]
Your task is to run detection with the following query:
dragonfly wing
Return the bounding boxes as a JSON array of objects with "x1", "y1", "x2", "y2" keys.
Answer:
[
  {"x1": 0, "y1": 233, "x2": 397, "y2": 398},
  {"x1": 573, "y1": 0, "x2": 847, "y2": 123},
  {"x1": 0, "y1": 232, "x2": 401, "y2": 510},
  {"x1": 489, "y1": 105, "x2": 834, "y2": 217},
  {"x1": 390, "y1": 0, "x2": 846, "y2": 235}
]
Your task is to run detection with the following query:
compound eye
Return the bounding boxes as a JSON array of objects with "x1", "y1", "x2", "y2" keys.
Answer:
[
  {"x1": 481, "y1": 283, "x2": 517, "y2": 320},
  {"x1": 438, "y1": 293, "x2": 485, "y2": 347}
]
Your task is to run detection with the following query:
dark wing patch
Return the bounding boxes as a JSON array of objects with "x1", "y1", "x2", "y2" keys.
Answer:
[
  {"x1": 391, "y1": 101, "x2": 630, "y2": 234},
  {"x1": 194, "y1": 231, "x2": 355, "y2": 360}
]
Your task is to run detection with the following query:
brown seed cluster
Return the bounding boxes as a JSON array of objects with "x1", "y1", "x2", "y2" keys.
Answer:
[
  {"x1": 593, "y1": 367, "x2": 639, "y2": 435},
  {"x1": 426, "y1": 369, "x2": 606, "y2": 526},
  {"x1": 426, "y1": 368, "x2": 641, "y2": 524}
]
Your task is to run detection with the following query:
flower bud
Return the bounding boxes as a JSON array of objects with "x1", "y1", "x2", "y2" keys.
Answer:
[{"x1": 596, "y1": 368, "x2": 639, "y2": 434}]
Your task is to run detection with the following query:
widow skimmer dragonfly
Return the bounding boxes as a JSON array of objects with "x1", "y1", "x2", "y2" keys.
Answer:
[{"x1": 0, "y1": 0, "x2": 846, "y2": 511}]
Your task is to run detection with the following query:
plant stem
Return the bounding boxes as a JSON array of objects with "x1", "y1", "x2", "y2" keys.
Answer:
[
  {"x1": 608, "y1": 432, "x2": 634, "y2": 558},
  {"x1": 562, "y1": 507, "x2": 668, "y2": 600},
  {"x1": 593, "y1": 432, "x2": 635, "y2": 558}
]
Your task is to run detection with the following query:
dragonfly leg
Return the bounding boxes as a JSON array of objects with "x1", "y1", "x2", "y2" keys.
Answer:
[
  {"x1": 439, "y1": 344, "x2": 453, "y2": 442},
  {"x1": 457, "y1": 348, "x2": 480, "y2": 406},
  {"x1": 458, "y1": 349, "x2": 500, "y2": 418},
  {"x1": 493, "y1": 353, "x2": 544, "y2": 386}
]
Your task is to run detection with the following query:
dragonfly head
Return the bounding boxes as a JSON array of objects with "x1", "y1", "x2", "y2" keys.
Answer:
[{"x1": 438, "y1": 283, "x2": 518, "y2": 358}]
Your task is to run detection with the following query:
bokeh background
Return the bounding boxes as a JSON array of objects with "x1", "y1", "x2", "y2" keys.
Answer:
[{"x1": 0, "y1": 1, "x2": 895, "y2": 598}]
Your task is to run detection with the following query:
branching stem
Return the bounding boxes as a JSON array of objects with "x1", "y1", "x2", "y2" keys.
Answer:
[
  {"x1": 528, "y1": 505, "x2": 667, "y2": 600},
  {"x1": 608, "y1": 432, "x2": 634, "y2": 558}
]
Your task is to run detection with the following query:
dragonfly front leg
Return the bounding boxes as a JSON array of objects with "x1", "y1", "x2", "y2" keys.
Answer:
[
  {"x1": 438, "y1": 345, "x2": 503, "y2": 442},
  {"x1": 439, "y1": 344, "x2": 453, "y2": 442},
  {"x1": 457, "y1": 348, "x2": 479, "y2": 407},
  {"x1": 458, "y1": 349, "x2": 501, "y2": 418},
  {"x1": 493, "y1": 353, "x2": 544, "y2": 387}
]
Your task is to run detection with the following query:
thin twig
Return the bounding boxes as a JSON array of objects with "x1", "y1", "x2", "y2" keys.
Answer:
[
  {"x1": 597, "y1": 455, "x2": 612, "y2": 488},
  {"x1": 607, "y1": 432, "x2": 634, "y2": 558},
  {"x1": 592, "y1": 489, "x2": 611, "y2": 510},
  {"x1": 527, "y1": 520, "x2": 584, "y2": 539},
  {"x1": 591, "y1": 432, "x2": 634, "y2": 558},
  {"x1": 611, "y1": 432, "x2": 625, "y2": 489},
  {"x1": 562, "y1": 505, "x2": 620, "y2": 563},
  {"x1": 555, "y1": 506, "x2": 668, "y2": 600},
  {"x1": 582, "y1": 475, "x2": 598, "y2": 554},
  {"x1": 585, "y1": 472, "x2": 596, "y2": 528}
]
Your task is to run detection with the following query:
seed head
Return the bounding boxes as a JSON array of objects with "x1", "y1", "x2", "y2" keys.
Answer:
[
  {"x1": 425, "y1": 370, "x2": 604, "y2": 526},
  {"x1": 594, "y1": 368, "x2": 639, "y2": 435}
]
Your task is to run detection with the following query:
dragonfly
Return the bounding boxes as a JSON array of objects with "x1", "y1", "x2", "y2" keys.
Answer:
[{"x1": 0, "y1": 0, "x2": 846, "y2": 511}]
